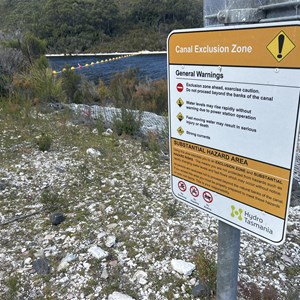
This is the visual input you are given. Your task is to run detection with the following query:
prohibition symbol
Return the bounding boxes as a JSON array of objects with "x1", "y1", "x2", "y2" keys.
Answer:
[
  {"x1": 177, "y1": 83, "x2": 184, "y2": 92},
  {"x1": 190, "y1": 186, "x2": 199, "y2": 197},
  {"x1": 203, "y1": 191, "x2": 213, "y2": 203},
  {"x1": 178, "y1": 181, "x2": 187, "y2": 192}
]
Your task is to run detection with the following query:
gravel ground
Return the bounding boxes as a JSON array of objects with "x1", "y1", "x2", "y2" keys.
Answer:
[{"x1": 0, "y1": 108, "x2": 299, "y2": 300}]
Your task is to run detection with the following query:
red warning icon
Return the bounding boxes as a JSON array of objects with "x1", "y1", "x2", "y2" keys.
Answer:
[
  {"x1": 203, "y1": 191, "x2": 213, "y2": 203},
  {"x1": 176, "y1": 83, "x2": 184, "y2": 92},
  {"x1": 190, "y1": 186, "x2": 199, "y2": 197},
  {"x1": 178, "y1": 181, "x2": 187, "y2": 192}
]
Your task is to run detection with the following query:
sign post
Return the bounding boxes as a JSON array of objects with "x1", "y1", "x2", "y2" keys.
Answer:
[{"x1": 168, "y1": 21, "x2": 300, "y2": 297}]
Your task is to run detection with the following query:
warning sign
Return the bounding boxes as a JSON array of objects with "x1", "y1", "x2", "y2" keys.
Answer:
[
  {"x1": 168, "y1": 22, "x2": 300, "y2": 245},
  {"x1": 177, "y1": 127, "x2": 184, "y2": 136},
  {"x1": 267, "y1": 31, "x2": 296, "y2": 62},
  {"x1": 176, "y1": 98, "x2": 184, "y2": 107},
  {"x1": 177, "y1": 112, "x2": 184, "y2": 121}
]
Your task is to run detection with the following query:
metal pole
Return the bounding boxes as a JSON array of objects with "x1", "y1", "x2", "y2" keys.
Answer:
[
  {"x1": 216, "y1": 222, "x2": 240, "y2": 300},
  {"x1": 203, "y1": 1, "x2": 243, "y2": 299}
]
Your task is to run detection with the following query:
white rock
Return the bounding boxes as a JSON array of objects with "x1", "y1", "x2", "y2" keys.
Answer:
[
  {"x1": 107, "y1": 223, "x2": 118, "y2": 231},
  {"x1": 88, "y1": 246, "x2": 108, "y2": 260},
  {"x1": 66, "y1": 121, "x2": 75, "y2": 128},
  {"x1": 58, "y1": 253, "x2": 76, "y2": 271},
  {"x1": 86, "y1": 148, "x2": 101, "y2": 157},
  {"x1": 102, "y1": 128, "x2": 113, "y2": 136},
  {"x1": 101, "y1": 268, "x2": 109, "y2": 279},
  {"x1": 132, "y1": 270, "x2": 148, "y2": 285},
  {"x1": 97, "y1": 232, "x2": 107, "y2": 240},
  {"x1": 34, "y1": 249, "x2": 45, "y2": 258},
  {"x1": 108, "y1": 292, "x2": 134, "y2": 300},
  {"x1": 105, "y1": 206, "x2": 114, "y2": 214},
  {"x1": 281, "y1": 254, "x2": 293, "y2": 264},
  {"x1": 83, "y1": 262, "x2": 91, "y2": 270},
  {"x1": 92, "y1": 128, "x2": 98, "y2": 135},
  {"x1": 24, "y1": 257, "x2": 32, "y2": 265},
  {"x1": 105, "y1": 235, "x2": 116, "y2": 248},
  {"x1": 171, "y1": 259, "x2": 195, "y2": 276},
  {"x1": 109, "y1": 179, "x2": 118, "y2": 186}
]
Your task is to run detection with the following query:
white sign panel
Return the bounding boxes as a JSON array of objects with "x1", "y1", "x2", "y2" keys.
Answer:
[{"x1": 168, "y1": 22, "x2": 300, "y2": 244}]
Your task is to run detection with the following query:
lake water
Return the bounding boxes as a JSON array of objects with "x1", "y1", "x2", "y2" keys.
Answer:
[{"x1": 47, "y1": 54, "x2": 167, "y2": 83}]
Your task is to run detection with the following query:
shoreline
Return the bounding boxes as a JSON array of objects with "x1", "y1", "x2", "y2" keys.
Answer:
[{"x1": 45, "y1": 50, "x2": 167, "y2": 57}]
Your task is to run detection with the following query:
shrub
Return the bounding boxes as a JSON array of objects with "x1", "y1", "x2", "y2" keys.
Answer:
[
  {"x1": 110, "y1": 68, "x2": 139, "y2": 108},
  {"x1": 40, "y1": 189, "x2": 65, "y2": 211},
  {"x1": 112, "y1": 108, "x2": 142, "y2": 136},
  {"x1": 132, "y1": 79, "x2": 168, "y2": 114},
  {"x1": 239, "y1": 282, "x2": 261, "y2": 300},
  {"x1": 262, "y1": 285, "x2": 279, "y2": 300},
  {"x1": 73, "y1": 78, "x2": 100, "y2": 104},
  {"x1": 194, "y1": 249, "x2": 217, "y2": 297},
  {"x1": 141, "y1": 131, "x2": 161, "y2": 153},
  {"x1": 37, "y1": 133, "x2": 52, "y2": 151},
  {"x1": 61, "y1": 68, "x2": 82, "y2": 103},
  {"x1": 98, "y1": 80, "x2": 110, "y2": 104},
  {"x1": 151, "y1": 79, "x2": 168, "y2": 115},
  {"x1": 13, "y1": 65, "x2": 66, "y2": 104},
  {"x1": 0, "y1": 67, "x2": 10, "y2": 97}
]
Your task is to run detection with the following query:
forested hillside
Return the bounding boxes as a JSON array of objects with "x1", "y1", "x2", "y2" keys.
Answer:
[{"x1": 0, "y1": 0, "x2": 203, "y2": 53}]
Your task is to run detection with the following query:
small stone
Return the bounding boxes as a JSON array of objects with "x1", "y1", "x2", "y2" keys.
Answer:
[
  {"x1": 32, "y1": 258, "x2": 50, "y2": 275},
  {"x1": 107, "y1": 223, "x2": 118, "y2": 231},
  {"x1": 282, "y1": 254, "x2": 293, "y2": 264},
  {"x1": 105, "y1": 235, "x2": 116, "y2": 248},
  {"x1": 86, "y1": 148, "x2": 101, "y2": 157},
  {"x1": 0, "y1": 181, "x2": 6, "y2": 191},
  {"x1": 192, "y1": 282, "x2": 208, "y2": 298},
  {"x1": 55, "y1": 167, "x2": 65, "y2": 173},
  {"x1": 101, "y1": 268, "x2": 109, "y2": 279},
  {"x1": 24, "y1": 257, "x2": 32, "y2": 265},
  {"x1": 105, "y1": 206, "x2": 114, "y2": 214},
  {"x1": 92, "y1": 128, "x2": 99, "y2": 135},
  {"x1": 50, "y1": 212, "x2": 65, "y2": 226},
  {"x1": 132, "y1": 270, "x2": 148, "y2": 285},
  {"x1": 279, "y1": 264, "x2": 285, "y2": 271},
  {"x1": 108, "y1": 292, "x2": 134, "y2": 300},
  {"x1": 171, "y1": 259, "x2": 195, "y2": 276},
  {"x1": 83, "y1": 262, "x2": 91, "y2": 270},
  {"x1": 88, "y1": 246, "x2": 108, "y2": 260},
  {"x1": 34, "y1": 249, "x2": 45, "y2": 258},
  {"x1": 102, "y1": 128, "x2": 113, "y2": 136},
  {"x1": 109, "y1": 260, "x2": 118, "y2": 267},
  {"x1": 57, "y1": 253, "x2": 76, "y2": 272}
]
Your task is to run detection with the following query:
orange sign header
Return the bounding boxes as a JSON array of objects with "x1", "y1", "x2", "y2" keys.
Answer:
[{"x1": 168, "y1": 24, "x2": 300, "y2": 68}]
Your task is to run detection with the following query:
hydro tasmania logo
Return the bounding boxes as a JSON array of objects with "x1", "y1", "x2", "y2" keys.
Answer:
[
  {"x1": 230, "y1": 205, "x2": 243, "y2": 221},
  {"x1": 230, "y1": 205, "x2": 273, "y2": 235}
]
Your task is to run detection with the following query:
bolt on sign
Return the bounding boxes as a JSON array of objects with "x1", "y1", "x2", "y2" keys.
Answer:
[{"x1": 167, "y1": 22, "x2": 300, "y2": 245}]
